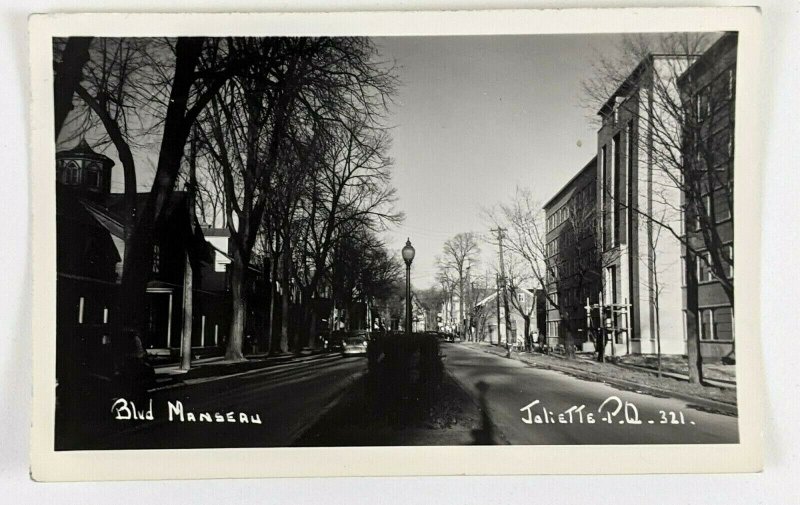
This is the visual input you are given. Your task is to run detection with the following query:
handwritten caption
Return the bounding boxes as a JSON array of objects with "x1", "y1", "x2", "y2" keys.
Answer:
[
  {"x1": 519, "y1": 396, "x2": 696, "y2": 426},
  {"x1": 111, "y1": 398, "x2": 262, "y2": 425}
]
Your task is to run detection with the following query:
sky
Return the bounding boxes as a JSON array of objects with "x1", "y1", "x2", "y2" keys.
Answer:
[
  {"x1": 58, "y1": 33, "x2": 644, "y2": 290},
  {"x1": 372, "y1": 34, "x2": 625, "y2": 289}
]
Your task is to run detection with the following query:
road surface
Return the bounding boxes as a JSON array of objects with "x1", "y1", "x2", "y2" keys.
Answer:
[
  {"x1": 95, "y1": 353, "x2": 367, "y2": 449},
  {"x1": 442, "y1": 343, "x2": 739, "y2": 444}
]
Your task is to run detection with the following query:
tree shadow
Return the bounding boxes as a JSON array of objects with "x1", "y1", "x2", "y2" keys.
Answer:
[{"x1": 470, "y1": 380, "x2": 498, "y2": 445}]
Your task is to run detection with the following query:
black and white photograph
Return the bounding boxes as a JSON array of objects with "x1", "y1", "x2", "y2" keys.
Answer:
[{"x1": 28, "y1": 8, "x2": 764, "y2": 480}]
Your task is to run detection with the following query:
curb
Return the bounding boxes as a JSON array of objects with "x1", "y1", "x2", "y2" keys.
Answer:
[{"x1": 467, "y1": 344, "x2": 738, "y2": 416}]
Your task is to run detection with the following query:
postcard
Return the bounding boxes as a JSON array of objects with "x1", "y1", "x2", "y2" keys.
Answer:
[{"x1": 29, "y1": 7, "x2": 763, "y2": 480}]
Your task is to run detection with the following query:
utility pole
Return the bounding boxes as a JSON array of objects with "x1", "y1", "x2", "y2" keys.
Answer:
[
  {"x1": 491, "y1": 227, "x2": 512, "y2": 356},
  {"x1": 495, "y1": 273, "x2": 501, "y2": 346}
]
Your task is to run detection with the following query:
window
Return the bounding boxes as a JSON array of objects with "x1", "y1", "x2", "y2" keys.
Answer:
[
  {"x1": 152, "y1": 244, "x2": 161, "y2": 274},
  {"x1": 700, "y1": 307, "x2": 734, "y2": 341},
  {"x1": 713, "y1": 192, "x2": 732, "y2": 222},
  {"x1": 609, "y1": 266, "x2": 617, "y2": 303},
  {"x1": 726, "y1": 244, "x2": 734, "y2": 278},
  {"x1": 85, "y1": 163, "x2": 102, "y2": 188},
  {"x1": 517, "y1": 292, "x2": 525, "y2": 303},
  {"x1": 696, "y1": 87, "x2": 711, "y2": 122},
  {"x1": 697, "y1": 252, "x2": 714, "y2": 282},
  {"x1": 612, "y1": 133, "x2": 622, "y2": 246},
  {"x1": 65, "y1": 161, "x2": 80, "y2": 185},
  {"x1": 86, "y1": 168, "x2": 100, "y2": 188}
]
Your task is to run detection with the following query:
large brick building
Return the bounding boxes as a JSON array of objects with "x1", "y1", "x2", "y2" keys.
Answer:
[
  {"x1": 543, "y1": 156, "x2": 601, "y2": 350},
  {"x1": 679, "y1": 33, "x2": 737, "y2": 360}
]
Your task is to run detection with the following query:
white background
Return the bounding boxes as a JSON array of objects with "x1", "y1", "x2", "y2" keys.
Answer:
[{"x1": 2, "y1": 0, "x2": 798, "y2": 503}]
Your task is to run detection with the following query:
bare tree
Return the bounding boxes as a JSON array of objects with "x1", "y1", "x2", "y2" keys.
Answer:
[
  {"x1": 488, "y1": 187, "x2": 605, "y2": 359},
  {"x1": 504, "y1": 255, "x2": 538, "y2": 350},
  {"x1": 435, "y1": 263, "x2": 457, "y2": 331},
  {"x1": 582, "y1": 32, "x2": 736, "y2": 382},
  {"x1": 70, "y1": 38, "x2": 151, "y2": 267},
  {"x1": 195, "y1": 39, "x2": 297, "y2": 361},
  {"x1": 440, "y1": 233, "x2": 481, "y2": 337}
]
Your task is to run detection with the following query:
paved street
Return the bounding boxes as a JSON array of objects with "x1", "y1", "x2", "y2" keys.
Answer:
[
  {"x1": 96, "y1": 353, "x2": 367, "y2": 449},
  {"x1": 86, "y1": 341, "x2": 738, "y2": 449},
  {"x1": 442, "y1": 343, "x2": 739, "y2": 444}
]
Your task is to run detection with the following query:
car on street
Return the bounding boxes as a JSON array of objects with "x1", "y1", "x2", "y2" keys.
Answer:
[
  {"x1": 322, "y1": 331, "x2": 345, "y2": 352},
  {"x1": 342, "y1": 334, "x2": 369, "y2": 355}
]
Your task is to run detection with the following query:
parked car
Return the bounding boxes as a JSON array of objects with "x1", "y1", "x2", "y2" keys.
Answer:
[
  {"x1": 342, "y1": 334, "x2": 369, "y2": 355},
  {"x1": 322, "y1": 331, "x2": 345, "y2": 352}
]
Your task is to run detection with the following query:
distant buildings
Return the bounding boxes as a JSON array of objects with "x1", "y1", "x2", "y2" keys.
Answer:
[
  {"x1": 473, "y1": 286, "x2": 544, "y2": 346},
  {"x1": 542, "y1": 33, "x2": 736, "y2": 360}
]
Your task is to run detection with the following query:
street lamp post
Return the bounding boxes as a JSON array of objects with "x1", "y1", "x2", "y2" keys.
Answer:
[{"x1": 402, "y1": 238, "x2": 416, "y2": 336}]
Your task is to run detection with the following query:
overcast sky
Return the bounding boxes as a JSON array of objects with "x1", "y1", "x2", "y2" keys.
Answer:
[{"x1": 373, "y1": 34, "x2": 628, "y2": 289}]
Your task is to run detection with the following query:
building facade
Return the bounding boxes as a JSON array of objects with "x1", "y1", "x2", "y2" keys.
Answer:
[
  {"x1": 595, "y1": 54, "x2": 696, "y2": 356},
  {"x1": 56, "y1": 140, "x2": 235, "y2": 377},
  {"x1": 678, "y1": 33, "x2": 737, "y2": 360},
  {"x1": 543, "y1": 156, "x2": 602, "y2": 350}
]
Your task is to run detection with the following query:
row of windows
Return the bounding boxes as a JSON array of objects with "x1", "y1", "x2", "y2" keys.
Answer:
[
  {"x1": 547, "y1": 206, "x2": 570, "y2": 232},
  {"x1": 698, "y1": 306, "x2": 734, "y2": 341},
  {"x1": 694, "y1": 67, "x2": 735, "y2": 123},
  {"x1": 546, "y1": 184, "x2": 597, "y2": 233},
  {"x1": 63, "y1": 160, "x2": 104, "y2": 189},
  {"x1": 690, "y1": 126, "x2": 734, "y2": 172},
  {"x1": 546, "y1": 239, "x2": 559, "y2": 258}
]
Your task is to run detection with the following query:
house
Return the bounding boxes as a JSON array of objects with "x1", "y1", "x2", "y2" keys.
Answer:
[
  {"x1": 678, "y1": 33, "x2": 737, "y2": 360},
  {"x1": 543, "y1": 156, "x2": 602, "y2": 350},
  {"x1": 55, "y1": 140, "x2": 233, "y2": 376},
  {"x1": 473, "y1": 286, "x2": 543, "y2": 346}
]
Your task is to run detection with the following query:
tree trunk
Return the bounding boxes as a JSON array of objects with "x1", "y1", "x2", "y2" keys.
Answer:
[
  {"x1": 563, "y1": 313, "x2": 575, "y2": 359},
  {"x1": 523, "y1": 315, "x2": 531, "y2": 351},
  {"x1": 179, "y1": 252, "x2": 193, "y2": 371},
  {"x1": 685, "y1": 250, "x2": 704, "y2": 384},
  {"x1": 54, "y1": 37, "x2": 92, "y2": 138},
  {"x1": 266, "y1": 270, "x2": 276, "y2": 354},
  {"x1": 225, "y1": 259, "x2": 247, "y2": 362},
  {"x1": 113, "y1": 37, "x2": 213, "y2": 370},
  {"x1": 279, "y1": 251, "x2": 291, "y2": 354},
  {"x1": 305, "y1": 300, "x2": 318, "y2": 348}
]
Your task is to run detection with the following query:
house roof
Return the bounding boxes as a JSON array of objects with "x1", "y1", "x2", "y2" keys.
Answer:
[
  {"x1": 475, "y1": 286, "x2": 537, "y2": 308},
  {"x1": 56, "y1": 138, "x2": 115, "y2": 166}
]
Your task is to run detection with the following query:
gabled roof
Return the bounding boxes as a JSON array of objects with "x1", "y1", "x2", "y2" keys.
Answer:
[{"x1": 475, "y1": 286, "x2": 538, "y2": 308}]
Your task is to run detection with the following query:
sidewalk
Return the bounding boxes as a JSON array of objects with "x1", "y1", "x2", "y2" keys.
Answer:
[
  {"x1": 151, "y1": 348, "x2": 329, "y2": 390},
  {"x1": 462, "y1": 342, "x2": 737, "y2": 412}
]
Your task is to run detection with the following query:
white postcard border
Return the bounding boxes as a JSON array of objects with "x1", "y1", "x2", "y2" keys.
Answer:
[{"x1": 29, "y1": 7, "x2": 764, "y2": 481}]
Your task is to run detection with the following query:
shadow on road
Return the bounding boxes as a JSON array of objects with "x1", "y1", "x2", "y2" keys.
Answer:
[
  {"x1": 296, "y1": 336, "x2": 488, "y2": 446},
  {"x1": 470, "y1": 380, "x2": 497, "y2": 445}
]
